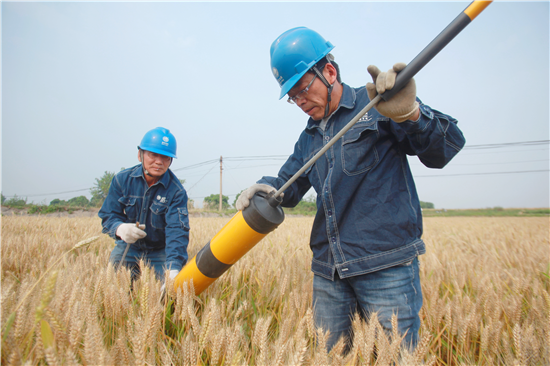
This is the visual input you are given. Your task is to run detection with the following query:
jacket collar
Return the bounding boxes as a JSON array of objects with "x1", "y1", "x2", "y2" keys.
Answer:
[
  {"x1": 130, "y1": 164, "x2": 170, "y2": 188},
  {"x1": 305, "y1": 83, "x2": 356, "y2": 135}
]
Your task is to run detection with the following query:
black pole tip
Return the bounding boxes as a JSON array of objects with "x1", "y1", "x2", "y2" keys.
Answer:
[{"x1": 267, "y1": 191, "x2": 283, "y2": 207}]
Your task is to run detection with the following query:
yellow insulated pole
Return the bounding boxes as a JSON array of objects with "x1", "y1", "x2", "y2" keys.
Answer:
[
  {"x1": 174, "y1": 191, "x2": 283, "y2": 295},
  {"x1": 174, "y1": 0, "x2": 492, "y2": 296}
]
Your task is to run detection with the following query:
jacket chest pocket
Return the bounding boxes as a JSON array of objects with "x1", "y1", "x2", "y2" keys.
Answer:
[
  {"x1": 118, "y1": 196, "x2": 138, "y2": 222},
  {"x1": 150, "y1": 203, "x2": 168, "y2": 229},
  {"x1": 341, "y1": 122, "x2": 379, "y2": 176}
]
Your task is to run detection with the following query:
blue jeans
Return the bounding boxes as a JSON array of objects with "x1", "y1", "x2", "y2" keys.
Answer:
[
  {"x1": 109, "y1": 240, "x2": 167, "y2": 281},
  {"x1": 312, "y1": 257, "x2": 422, "y2": 352}
]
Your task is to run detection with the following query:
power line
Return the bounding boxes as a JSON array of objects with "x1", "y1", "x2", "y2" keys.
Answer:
[
  {"x1": 416, "y1": 169, "x2": 549, "y2": 178},
  {"x1": 410, "y1": 158, "x2": 549, "y2": 167},
  {"x1": 462, "y1": 140, "x2": 549, "y2": 150},
  {"x1": 223, "y1": 163, "x2": 284, "y2": 171},
  {"x1": 458, "y1": 147, "x2": 549, "y2": 156},
  {"x1": 7, "y1": 140, "x2": 549, "y2": 199},
  {"x1": 185, "y1": 164, "x2": 218, "y2": 193},
  {"x1": 3, "y1": 188, "x2": 91, "y2": 199},
  {"x1": 173, "y1": 141, "x2": 550, "y2": 172},
  {"x1": 224, "y1": 155, "x2": 289, "y2": 161},
  {"x1": 172, "y1": 156, "x2": 288, "y2": 172},
  {"x1": 172, "y1": 159, "x2": 218, "y2": 172}
]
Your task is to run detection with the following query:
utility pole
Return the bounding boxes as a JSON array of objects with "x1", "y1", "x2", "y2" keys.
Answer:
[{"x1": 219, "y1": 156, "x2": 223, "y2": 212}]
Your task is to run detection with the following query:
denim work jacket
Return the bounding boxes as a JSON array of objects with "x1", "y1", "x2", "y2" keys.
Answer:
[
  {"x1": 99, "y1": 164, "x2": 190, "y2": 271},
  {"x1": 259, "y1": 84, "x2": 465, "y2": 280}
]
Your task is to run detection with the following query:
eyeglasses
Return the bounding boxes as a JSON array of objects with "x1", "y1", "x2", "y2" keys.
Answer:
[
  {"x1": 144, "y1": 150, "x2": 172, "y2": 163},
  {"x1": 287, "y1": 75, "x2": 317, "y2": 104}
]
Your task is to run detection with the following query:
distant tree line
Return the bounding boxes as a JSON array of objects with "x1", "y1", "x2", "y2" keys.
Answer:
[
  {"x1": 420, "y1": 201, "x2": 435, "y2": 209},
  {"x1": 1, "y1": 170, "x2": 192, "y2": 212},
  {"x1": 1, "y1": 171, "x2": 435, "y2": 213}
]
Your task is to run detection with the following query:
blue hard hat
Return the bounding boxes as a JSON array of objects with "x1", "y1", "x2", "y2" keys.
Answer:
[
  {"x1": 270, "y1": 27, "x2": 334, "y2": 99},
  {"x1": 138, "y1": 127, "x2": 177, "y2": 158}
]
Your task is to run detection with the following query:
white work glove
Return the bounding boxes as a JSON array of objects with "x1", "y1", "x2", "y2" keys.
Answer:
[
  {"x1": 116, "y1": 223, "x2": 147, "y2": 244},
  {"x1": 169, "y1": 269, "x2": 179, "y2": 280},
  {"x1": 366, "y1": 62, "x2": 419, "y2": 123},
  {"x1": 236, "y1": 184, "x2": 279, "y2": 211},
  {"x1": 161, "y1": 269, "x2": 180, "y2": 293}
]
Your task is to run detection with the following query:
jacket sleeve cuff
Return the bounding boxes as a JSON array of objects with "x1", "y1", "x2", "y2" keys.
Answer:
[
  {"x1": 398, "y1": 103, "x2": 433, "y2": 134},
  {"x1": 165, "y1": 260, "x2": 183, "y2": 272}
]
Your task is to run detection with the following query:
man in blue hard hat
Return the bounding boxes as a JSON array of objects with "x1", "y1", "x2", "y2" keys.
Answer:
[
  {"x1": 99, "y1": 127, "x2": 190, "y2": 284},
  {"x1": 237, "y1": 27, "x2": 466, "y2": 351}
]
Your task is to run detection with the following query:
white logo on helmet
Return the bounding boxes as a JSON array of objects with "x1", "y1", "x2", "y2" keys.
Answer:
[
  {"x1": 272, "y1": 67, "x2": 279, "y2": 78},
  {"x1": 163, "y1": 137, "x2": 169, "y2": 142}
]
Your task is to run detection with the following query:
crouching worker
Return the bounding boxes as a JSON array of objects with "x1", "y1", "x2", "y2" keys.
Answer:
[{"x1": 99, "y1": 127, "x2": 189, "y2": 284}]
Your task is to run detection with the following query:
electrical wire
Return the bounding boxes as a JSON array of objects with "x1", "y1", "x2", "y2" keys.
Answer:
[
  {"x1": 415, "y1": 169, "x2": 549, "y2": 178},
  {"x1": 462, "y1": 140, "x2": 549, "y2": 150},
  {"x1": 6, "y1": 140, "x2": 549, "y2": 199},
  {"x1": 3, "y1": 188, "x2": 91, "y2": 199},
  {"x1": 185, "y1": 164, "x2": 218, "y2": 193}
]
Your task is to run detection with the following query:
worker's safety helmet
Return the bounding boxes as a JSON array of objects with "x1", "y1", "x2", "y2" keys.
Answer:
[
  {"x1": 138, "y1": 127, "x2": 177, "y2": 159},
  {"x1": 270, "y1": 27, "x2": 334, "y2": 99}
]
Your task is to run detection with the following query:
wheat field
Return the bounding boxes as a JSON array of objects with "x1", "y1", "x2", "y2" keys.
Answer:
[{"x1": 1, "y1": 215, "x2": 549, "y2": 365}]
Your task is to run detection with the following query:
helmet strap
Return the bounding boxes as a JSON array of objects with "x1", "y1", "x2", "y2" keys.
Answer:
[
  {"x1": 139, "y1": 149, "x2": 153, "y2": 177},
  {"x1": 311, "y1": 64, "x2": 334, "y2": 119}
]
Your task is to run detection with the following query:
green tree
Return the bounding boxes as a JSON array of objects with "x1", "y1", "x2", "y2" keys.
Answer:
[
  {"x1": 90, "y1": 171, "x2": 115, "y2": 207},
  {"x1": 68, "y1": 195, "x2": 90, "y2": 207},
  {"x1": 285, "y1": 194, "x2": 317, "y2": 214},
  {"x1": 49, "y1": 198, "x2": 67, "y2": 206},
  {"x1": 420, "y1": 201, "x2": 434, "y2": 209},
  {"x1": 1, "y1": 193, "x2": 5, "y2": 204},
  {"x1": 203, "y1": 194, "x2": 229, "y2": 210},
  {"x1": 295, "y1": 195, "x2": 317, "y2": 212},
  {"x1": 4, "y1": 195, "x2": 27, "y2": 207}
]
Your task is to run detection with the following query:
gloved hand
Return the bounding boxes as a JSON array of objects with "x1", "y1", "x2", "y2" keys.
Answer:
[
  {"x1": 235, "y1": 184, "x2": 279, "y2": 211},
  {"x1": 116, "y1": 223, "x2": 147, "y2": 244},
  {"x1": 366, "y1": 62, "x2": 419, "y2": 123},
  {"x1": 169, "y1": 269, "x2": 179, "y2": 280},
  {"x1": 160, "y1": 269, "x2": 180, "y2": 293}
]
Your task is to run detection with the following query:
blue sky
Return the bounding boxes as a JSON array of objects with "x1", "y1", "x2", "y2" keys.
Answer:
[{"x1": 2, "y1": 1, "x2": 549, "y2": 209}]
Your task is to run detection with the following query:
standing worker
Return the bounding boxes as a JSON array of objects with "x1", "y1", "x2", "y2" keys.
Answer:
[
  {"x1": 99, "y1": 127, "x2": 190, "y2": 283},
  {"x1": 236, "y1": 27, "x2": 466, "y2": 351}
]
